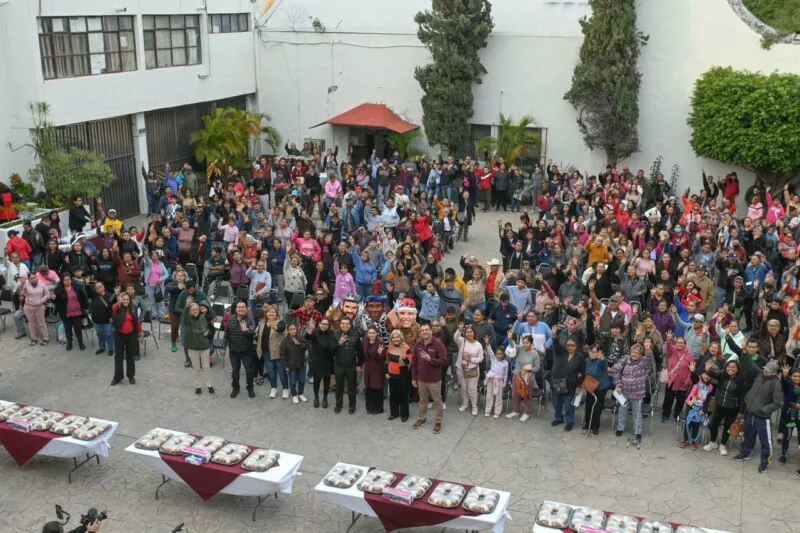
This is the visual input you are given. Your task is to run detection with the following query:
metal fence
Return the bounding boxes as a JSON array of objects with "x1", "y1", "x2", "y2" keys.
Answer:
[{"x1": 52, "y1": 115, "x2": 138, "y2": 219}]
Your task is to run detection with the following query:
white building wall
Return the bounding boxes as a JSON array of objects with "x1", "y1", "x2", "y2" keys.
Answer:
[
  {"x1": 256, "y1": 0, "x2": 800, "y2": 202},
  {"x1": 0, "y1": 0, "x2": 257, "y2": 183}
]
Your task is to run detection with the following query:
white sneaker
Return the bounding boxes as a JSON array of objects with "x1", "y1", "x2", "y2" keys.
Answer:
[
  {"x1": 471, "y1": 407, "x2": 478, "y2": 416},
  {"x1": 269, "y1": 388, "x2": 278, "y2": 399},
  {"x1": 519, "y1": 414, "x2": 530, "y2": 423},
  {"x1": 506, "y1": 412, "x2": 519, "y2": 419},
  {"x1": 292, "y1": 396, "x2": 299, "y2": 404},
  {"x1": 719, "y1": 444, "x2": 728, "y2": 456},
  {"x1": 703, "y1": 442, "x2": 719, "y2": 452},
  {"x1": 484, "y1": 412, "x2": 491, "y2": 417},
  {"x1": 299, "y1": 394, "x2": 308, "y2": 403},
  {"x1": 458, "y1": 405, "x2": 468, "y2": 412},
  {"x1": 428, "y1": 402, "x2": 434, "y2": 409},
  {"x1": 282, "y1": 390, "x2": 289, "y2": 399}
]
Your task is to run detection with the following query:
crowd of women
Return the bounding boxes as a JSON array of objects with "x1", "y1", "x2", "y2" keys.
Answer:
[{"x1": 2, "y1": 149, "x2": 800, "y2": 475}]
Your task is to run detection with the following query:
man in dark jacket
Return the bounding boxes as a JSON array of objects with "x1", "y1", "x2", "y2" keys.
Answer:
[
  {"x1": 68, "y1": 197, "x2": 92, "y2": 234},
  {"x1": 332, "y1": 317, "x2": 363, "y2": 414},
  {"x1": 224, "y1": 301, "x2": 257, "y2": 399},
  {"x1": 734, "y1": 361, "x2": 783, "y2": 472}
]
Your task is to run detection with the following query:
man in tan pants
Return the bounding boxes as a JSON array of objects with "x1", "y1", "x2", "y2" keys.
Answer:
[{"x1": 411, "y1": 323, "x2": 448, "y2": 434}]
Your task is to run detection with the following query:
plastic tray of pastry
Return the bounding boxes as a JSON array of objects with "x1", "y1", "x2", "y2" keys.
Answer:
[
  {"x1": 569, "y1": 506, "x2": 606, "y2": 531},
  {"x1": 674, "y1": 527, "x2": 707, "y2": 533},
  {"x1": 605, "y1": 514, "x2": 640, "y2": 533},
  {"x1": 29, "y1": 411, "x2": 66, "y2": 431},
  {"x1": 134, "y1": 429, "x2": 173, "y2": 450},
  {"x1": 323, "y1": 463, "x2": 365, "y2": 489},
  {"x1": 9, "y1": 405, "x2": 43, "y2": 421},
  {"x1": 72, "y1": 419, "x2": 111, "y2": 441},
  {"x1": 639, "y1": 520, "x2": 674, "y2": 533},
  {"x1": 195, "y1": 436, "x2": 227, "y2": 454},
  {"x1": 462, "y1": 486, "x2": 500, "y2": 514},
  {"x1": 357, "y1": 469, "x2": 397, "y2": 494},
  {"x1": 242, "y1": 449, "x2": 280, "y2": 472},
  {"x1": 211, "y1": 443, "x2": 251, "y2": 466},
  {"x1": 427, "y1": 482, "x2": 466, "y2": 509},
  {"x1": 0, "y1": 401, "x2": 20, "y2": 421},
  {"x1": 394, "y1": 474, "x2": 432, "y2": 500},
  {"x1": 51, "y1": 415, "x2": 90, "y2": 436},
  {"x1": 159, "y1": 434, "x2": 198, "y2": 455},
  {"x1": 536, "y1": 501, "x2": 573, "y2": 529}
]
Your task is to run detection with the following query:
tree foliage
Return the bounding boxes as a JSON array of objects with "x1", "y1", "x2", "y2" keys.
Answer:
[
  {"x1": 477, "y1": 114, "x2": 540, "y2": 168},
  {"x1": 8, "y1": 101, "x2": 116, "y2": 205},
  {"x1": 688, "y1": 67, "x2": 800, "y2": 188},
  {"x1": 389, "y1": 129, "x2": 425, "y2": 160},
  {"x1": 564, "y1": 0, "x2": 648, "y2": 166},
  {"x1": 191, "y1": 106, "x2": 282, "y2": 169},
  {"x1": 414, "y1": 0, "x2": 493, "y2": 152}
]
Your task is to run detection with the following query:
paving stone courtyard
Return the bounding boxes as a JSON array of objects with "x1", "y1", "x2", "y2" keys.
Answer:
[{"x1": 1, "y1": 213, "x2": 799, "y2": 533}]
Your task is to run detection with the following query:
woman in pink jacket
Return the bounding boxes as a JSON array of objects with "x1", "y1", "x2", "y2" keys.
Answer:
[
  {"x1": 661, "y1": 332, "x2": 694, "y2": 422},
  {"x1": 20, "y1": 272, "x2": 52, "y2": 345}
]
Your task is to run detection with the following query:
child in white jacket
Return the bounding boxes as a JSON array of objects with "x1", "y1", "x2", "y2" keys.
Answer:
[{"x1": 484, "y1": 346, "x2": 509, "y2": 418}]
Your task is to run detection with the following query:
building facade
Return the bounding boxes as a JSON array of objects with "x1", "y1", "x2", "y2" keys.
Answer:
[
  {"x1": 1, "y1": 0, "x2": 800, "y2": 217},
  {"x1": 0, "y1": 0, "x2": 257, "y2": 218}
]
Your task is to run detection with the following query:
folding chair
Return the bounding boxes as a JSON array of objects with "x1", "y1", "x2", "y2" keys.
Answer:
[
  {"x1": 212, "y1": 281, "x2": 233, "y2": 305},
  {"x1": 537, "y1": 263, "x2": 552, "y2": 278},
  {"x1": 139, "y1": 309, "x2": 159, "y2": 356},
  {"x1": 288, "y1": 292, "x2": 305, "y2": 311},
  {"x1": 235, "y1": 285, "x2": 250, "y2": 304},
  {"x1": 528, "y1": 289, "x2": 538, "y2": 306},
  {"x1": 184, "y1": 263, "x2": 199, "y2": 282}
]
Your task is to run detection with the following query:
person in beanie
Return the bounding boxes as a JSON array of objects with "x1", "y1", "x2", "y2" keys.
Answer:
[{"x1": 734, "y1": 361, "x2": 783, "y2": 472}]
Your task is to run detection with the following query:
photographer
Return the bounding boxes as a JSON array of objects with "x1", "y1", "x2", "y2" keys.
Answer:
[{"x1": 42, "y1": 520, "x2": 101, "y2": 533}]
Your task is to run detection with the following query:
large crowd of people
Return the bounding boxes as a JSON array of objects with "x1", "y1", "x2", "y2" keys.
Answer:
[{"x1": 3, "y1": 148, "x2": 800, "y2": 476}]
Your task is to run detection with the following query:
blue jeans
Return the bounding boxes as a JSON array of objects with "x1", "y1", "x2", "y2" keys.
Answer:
[
  {"x1": 289, "y1": 367, "x2": 306, "y2": 396},
  {"x1": 552, "y1": 393, "x2": 576, "y2": 425},
  {"x1": 715, "y1": 287, "x2": 727, "y2": 310},
  {"x1": 265, "y1": 358, "x2": 288, "y2": 389},
  {"x1": 440, "y1": 185, "x2": 453, "y2": 202},
  {"x1": 356, "y1": 282, "x2": 373, "y2": 299},
  {"x1": 94, "y1": 323, "x2": 114, "y2": 351}
]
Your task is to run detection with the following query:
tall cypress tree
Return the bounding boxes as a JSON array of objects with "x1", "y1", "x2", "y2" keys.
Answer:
[
  {"x1": 414, "y1": 0, "x2": 493, "y2": 152},
  {"x1": 564, "y1": 0, "x2": 648, "y2": 166}
]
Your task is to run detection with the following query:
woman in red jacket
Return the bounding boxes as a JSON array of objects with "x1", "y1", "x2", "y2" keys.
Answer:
[
  {"x1": 5, "y1": 230, "x2": 32, "y2": 268},
  {"x1": 412, "y1": 212, "x2": 433, "y2": 254}
]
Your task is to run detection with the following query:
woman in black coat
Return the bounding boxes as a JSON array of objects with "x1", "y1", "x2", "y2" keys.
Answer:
[
  {"x1": 53, "y1": 272, "x2": 90, "y2": 351},
  {"x1": 305, "y1": 316, "x2": 337, "y2": 408}
]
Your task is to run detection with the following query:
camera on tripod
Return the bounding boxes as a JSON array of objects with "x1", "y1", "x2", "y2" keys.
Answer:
[{"x1": 79, "y1": 508, "x2": 107, "y2": 526}]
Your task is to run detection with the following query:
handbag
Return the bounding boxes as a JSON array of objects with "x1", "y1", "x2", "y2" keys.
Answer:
[
  {"x1": 551, "y1": 377, "x2": 569, "y2": 395},
  {"x1": 582, "y1": 375, "x2": 600, "y2": 394}
]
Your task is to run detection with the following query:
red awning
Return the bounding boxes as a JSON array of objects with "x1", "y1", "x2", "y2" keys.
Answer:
[{"x1": 312, "y1": 103, "x2": 418, "y2": 134}]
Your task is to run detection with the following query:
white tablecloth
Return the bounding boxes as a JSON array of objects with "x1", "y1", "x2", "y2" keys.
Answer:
[
  {"x1": 532, "y1": 501, "x2": 732, "y2": 533},
  {"x1": 38, "y1": 418, "x2": 119, "y2": 459},
  {"x1": 314, "y1": 463, "x2": 512, "y2": 533},
  {"x1": 125, "y1": 428, "x2": 304, "y2": 497}
]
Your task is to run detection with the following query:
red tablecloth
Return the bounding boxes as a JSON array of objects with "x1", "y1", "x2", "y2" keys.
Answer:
[
  {"x1": 0, "y1": 405, "x2": 66, "y2": 466},
  {"x1": 159, "y1": 441, "x2": 279, "y2": 501},
  {"x1": 364, "y1": 473, "x2": 477, "y2": 532},
  {"x1": 0, "y1": 423, "x2": 60, "y2": 466}
]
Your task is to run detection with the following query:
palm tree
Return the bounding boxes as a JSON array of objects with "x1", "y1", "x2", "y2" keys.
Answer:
[
  {"x1": 388, "y1": 129, "x2": 425, "y2": 160},
  {"x1": 476, "y1": 114, "x2": 540, "y2": 167},
  {"x1": 191, "y1": 107, "x2": 282, "y2": 169}
]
